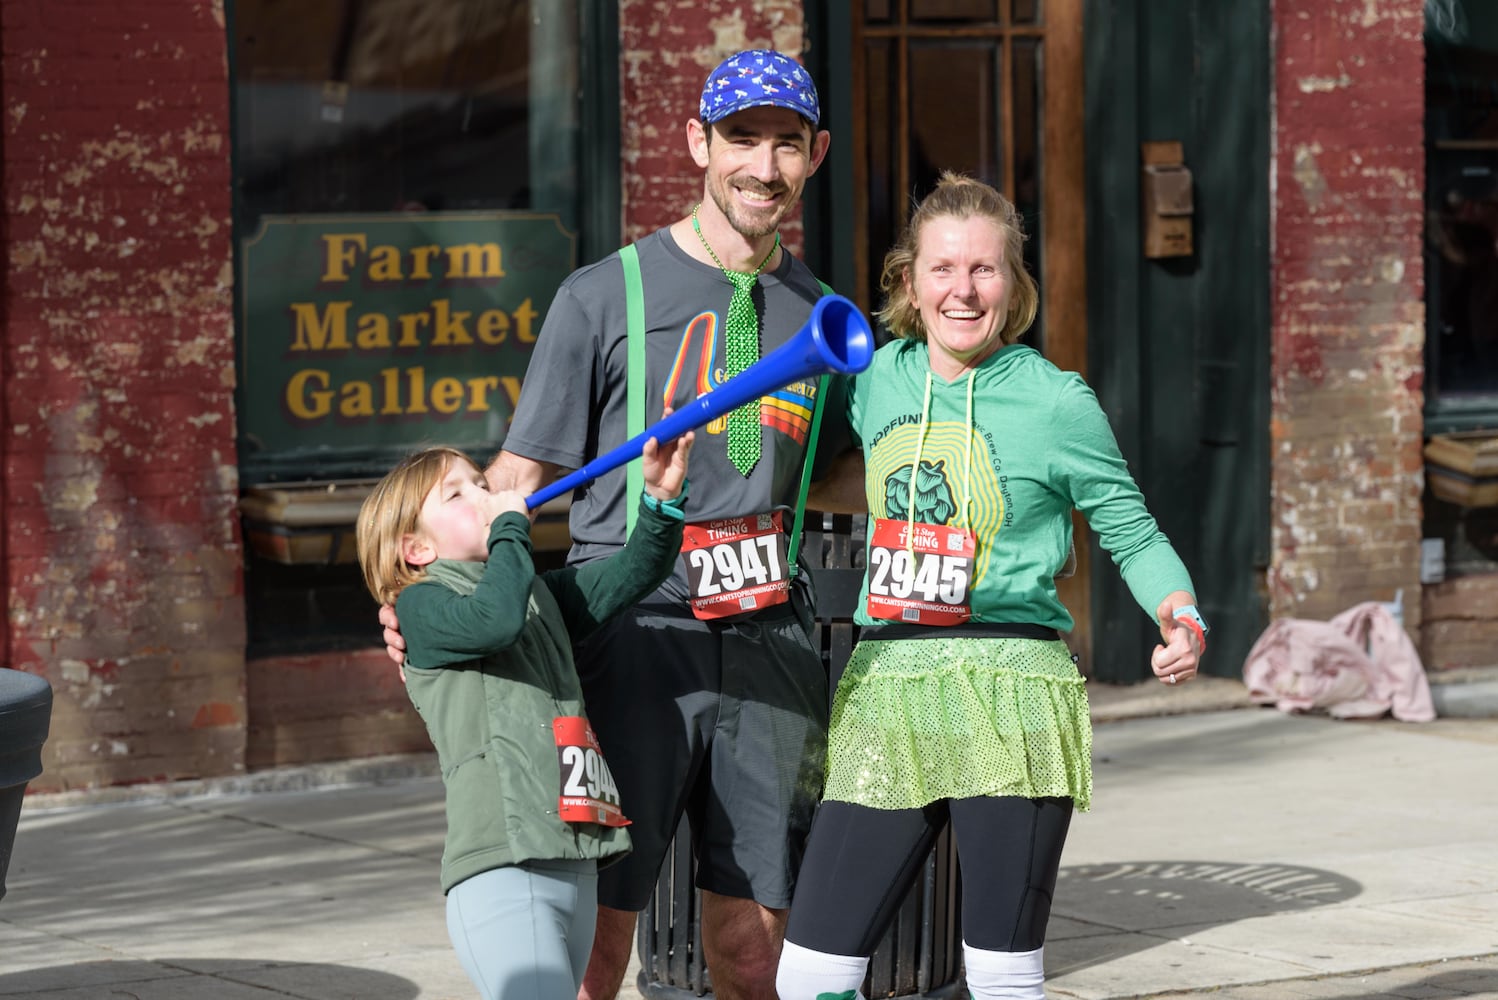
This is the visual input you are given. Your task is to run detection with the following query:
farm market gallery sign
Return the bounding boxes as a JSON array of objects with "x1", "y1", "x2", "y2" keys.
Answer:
[{"x1": 239, "y1": 213, "x2": 575, "y2": 466}]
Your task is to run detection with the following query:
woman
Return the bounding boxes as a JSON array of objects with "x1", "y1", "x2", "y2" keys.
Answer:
[{"x1": 777, "y1": 173, "x2": 1206, "y2": 1000}]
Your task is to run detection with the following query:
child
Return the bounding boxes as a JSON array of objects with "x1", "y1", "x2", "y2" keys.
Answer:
[{"x1": 356, "y1": 432, "x2": 692, "y2": 1000}]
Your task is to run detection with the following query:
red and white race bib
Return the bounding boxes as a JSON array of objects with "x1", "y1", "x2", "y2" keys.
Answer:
[
  {"x1": 681, "y1": 511, "x2": 791, "y2": 620},
  {"x1": 866, "y1": 518, "x2": 974, "y2": 626},
  {"x1": 552, "y1": 716, "x2": 629, "y2": 827}
]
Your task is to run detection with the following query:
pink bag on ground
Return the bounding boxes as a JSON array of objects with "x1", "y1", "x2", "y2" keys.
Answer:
[{"x1": 1241, "y1": 602, "x2": 1436, "y2": 722}]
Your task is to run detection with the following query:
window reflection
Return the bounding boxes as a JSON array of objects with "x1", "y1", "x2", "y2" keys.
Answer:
[
  {"x1": 1429, "y1": 161, "x2": 1498, "y2": 393},
  {"x1": 1425, "y1": 0, "x2": 1498, "y2": 418},
  {"x1": 1011, "y1": 37, "x2": 1042, "y2": 348},
  {"x1": 855, "y1": 1, "x2": 1054, "y2": 344},
  {"x1": 909, "y1": 42, "x2": 1001, "y2": 184},
  {"x1": 231, "y1": 0, "x2": 580, "y2": 230}
]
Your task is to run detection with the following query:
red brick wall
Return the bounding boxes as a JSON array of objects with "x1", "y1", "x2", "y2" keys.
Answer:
[
  {"x1": 1422, "y1": 576, "x2": 1498, "y2": 672},
  {"x1": 2, "y1": 0, "x2": 244, "y2": 790},
  {"x1": 1269, "y1": 0, "x2": 1426, "y2": 625},
  {"x1": 246, "y1": 649, "x2": 430, "y2": 771},
  {"x1": 619, "y1": 0, "x2": 809, "y2": 250}
]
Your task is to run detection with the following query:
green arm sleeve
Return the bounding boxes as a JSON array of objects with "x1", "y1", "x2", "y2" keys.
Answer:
[
  {"x1": 395, "y1": 513, "x2": 537, "y2": 669},
  {"x1": 1050, "y1": 377, "x2": 1196, "y2": 615},
  {"x1": 542, "y1": 497, "x2": 684, "y2": 642}
]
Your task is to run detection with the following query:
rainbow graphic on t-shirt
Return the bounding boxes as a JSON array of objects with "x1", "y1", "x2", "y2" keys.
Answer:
[
  {"x1": 662, "y1": 312, "x2": 818, "y2": 446},
  {"x1": 663, "y1": 311, "x2": 726, "y2": 434},
  {"x1": 761, "y1": 379, "x2": 817, "y2": 445}
]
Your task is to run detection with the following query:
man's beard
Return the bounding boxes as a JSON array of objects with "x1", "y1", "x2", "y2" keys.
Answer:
[{"x1": 708, "y1": 178, "x2": 792, "y2": 240}]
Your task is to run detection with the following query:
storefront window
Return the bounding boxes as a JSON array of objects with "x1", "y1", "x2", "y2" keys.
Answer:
[
  {"x1": 1425, "y1": 0, "x2": 1498, "y2": 432},
  {"x1": 233, "y1": 0, "x2": 581, "y2": 231},
  {"x1": 231, "y1": 0, "x2": 594, "y2": 479},
  {"x1": 227, "y1": 0, "x2": 606, "y2": 653}
]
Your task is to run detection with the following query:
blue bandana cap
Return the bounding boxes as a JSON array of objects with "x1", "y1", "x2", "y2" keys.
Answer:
[{"x1": 699, "y1": 49, "x2": 821, "y2": 127}]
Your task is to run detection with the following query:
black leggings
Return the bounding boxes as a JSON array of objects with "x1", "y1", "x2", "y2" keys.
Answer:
[{"x1": 783, "y1": 796, "x2": 1073, "y2": 956}]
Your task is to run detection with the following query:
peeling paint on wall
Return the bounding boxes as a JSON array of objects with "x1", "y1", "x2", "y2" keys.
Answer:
[
  {"x1": 1269, "y1": 0, "x2": 1425, "y2": 625},
  {"x1": 1292, "y1": 143, "x2": 1330, "y2": 209},
  {"x1": 1297, "y1": 71, "x2": 1353, "y2": 93},
  {"x1": 3, "y1": 0, "x2": 246, "y2": 790}
]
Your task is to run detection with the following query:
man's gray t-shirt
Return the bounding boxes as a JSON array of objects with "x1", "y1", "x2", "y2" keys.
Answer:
[{"x1": 505, "y1": 227, "x2": 846, "y2": 607}]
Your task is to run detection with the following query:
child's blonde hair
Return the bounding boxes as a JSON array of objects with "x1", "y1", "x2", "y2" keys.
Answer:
[
  {"x1": 357, "y1": 446, "x2": 481, "y2": 607},
  {"x1": 875, "y1": 171, "x2": 1039, "y2": 346}
]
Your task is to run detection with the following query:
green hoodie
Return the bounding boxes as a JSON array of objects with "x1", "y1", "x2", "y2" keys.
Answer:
[
  {"x1": 397, "y1": 499, "x2": 683, "y2": 893},
  {"x1": 849, "y1": 340, "x2": 1194, "y2": 629}
]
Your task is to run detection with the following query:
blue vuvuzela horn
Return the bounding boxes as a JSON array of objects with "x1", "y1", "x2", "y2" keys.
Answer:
[{"x1": 525, "y1": 294, "x2": 874, "y2": 510}]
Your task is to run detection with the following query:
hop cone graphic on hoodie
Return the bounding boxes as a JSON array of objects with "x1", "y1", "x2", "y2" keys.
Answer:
[{"x1": 885, "y1": 459, "x2": 956, "y2": 524}]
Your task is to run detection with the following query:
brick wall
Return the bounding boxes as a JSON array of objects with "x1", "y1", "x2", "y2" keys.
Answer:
[
  {"x1": 1422, "y1": 576, "x2": 1498, "y2": 672},
  {"x1": 619, "y1": 0, "x2": 809, "y2": 249},
  {"x1": 2, "y1": 0, "x2": 244, "y2": 790},
  {"x1": 1269, "y1": 0, "x2": 1426, "y2": 625},
  {"x1": 246, "y1": 649, "x2": 430, "y2": 771}
]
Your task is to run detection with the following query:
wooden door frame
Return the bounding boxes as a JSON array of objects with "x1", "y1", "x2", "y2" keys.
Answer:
[
  {"x1": 1033, "y1": 0, "x2": 1091, "y2": 667},
  {"x1": 805, "y1": 0, "x2": 1093, "y2": 665}
]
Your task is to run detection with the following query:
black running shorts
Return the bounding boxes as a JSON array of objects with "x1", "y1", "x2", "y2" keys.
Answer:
[{"x1": 574, "y1": 598, "x2": 829, "y2": 912}]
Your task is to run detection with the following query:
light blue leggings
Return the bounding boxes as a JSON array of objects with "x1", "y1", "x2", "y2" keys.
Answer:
[{"x1": 445, "y1": 860, "x2": 598, "y2": 1000}]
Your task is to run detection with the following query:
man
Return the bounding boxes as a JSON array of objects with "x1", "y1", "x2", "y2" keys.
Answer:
[{"x1": 384, "y1": 50, "x2": 839, "y2": 1000}]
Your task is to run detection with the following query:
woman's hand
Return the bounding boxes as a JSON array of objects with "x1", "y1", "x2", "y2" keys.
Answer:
[{"x1": 1151, "y1": 591, "x2": 1203, "y2": 686}]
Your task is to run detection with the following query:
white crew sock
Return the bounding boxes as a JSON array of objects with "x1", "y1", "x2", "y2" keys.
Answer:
[
  {"x1": 774, "y1": 939, "x2": 869, "y2": 1000},
  {"x1": 962, "y1": 942, "x2": 1045, "y2": 1000}
]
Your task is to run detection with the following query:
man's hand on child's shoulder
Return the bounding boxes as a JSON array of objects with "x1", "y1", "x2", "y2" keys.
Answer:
[{"x1": 379, "y1": 603, "x2": 407, "y2": 682}]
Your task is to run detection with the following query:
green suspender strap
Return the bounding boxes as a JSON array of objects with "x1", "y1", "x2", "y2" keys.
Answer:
[
  {"x1": 622, "y1": 244, "x2": 646, "y2": 538},
  {"x1": 785, "y1": 280, "x2": 836, "y2": 579},
  {"x1": 621, "y1": 250, "x2": 834, "y2": 572}
]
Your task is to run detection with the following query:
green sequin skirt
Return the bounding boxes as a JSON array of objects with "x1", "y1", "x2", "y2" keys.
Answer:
[{"x1": 823, "y1": 636, "x2": 1092, "y2": 812}]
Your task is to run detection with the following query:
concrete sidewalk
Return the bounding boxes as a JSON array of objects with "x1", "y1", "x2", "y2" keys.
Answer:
[{"x1": 2, "y1": 692, "x2": 1497, "y2": 999}]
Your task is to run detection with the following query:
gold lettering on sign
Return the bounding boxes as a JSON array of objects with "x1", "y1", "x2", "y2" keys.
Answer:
[
  {"x1": 274, "y1": 228, "x2": 551, "y2": 428},
  {"x1": 284, "y1": 299, "x2": 537, "y2": 354},
  {"x1": 318, "y1": 233, "x2": 507, "y2": 284},
  {"x1": 284, "y1": 366, "x2": 519, "y2": 422}
]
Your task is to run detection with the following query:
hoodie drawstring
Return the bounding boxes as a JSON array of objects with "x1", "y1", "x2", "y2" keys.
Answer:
[{"x1": 906, "y1": 369, "x2": 977, "y2": 555}]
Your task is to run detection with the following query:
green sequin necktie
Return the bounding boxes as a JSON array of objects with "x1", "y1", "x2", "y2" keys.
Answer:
[{"x1": 693, "y1": 203, "x2": 779, "y2": 477}]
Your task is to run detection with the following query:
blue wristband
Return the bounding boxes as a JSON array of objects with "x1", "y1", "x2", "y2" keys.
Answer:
[
  {"x1": 642, "y1": 480, "x2": 689, "y2": 521},
  {"x1": 1172, "y1": 604, "x2": 1210, "y2": 634},
  {"x1": 1172, "y1": 604, "x2": 1209, "y2": 655}
]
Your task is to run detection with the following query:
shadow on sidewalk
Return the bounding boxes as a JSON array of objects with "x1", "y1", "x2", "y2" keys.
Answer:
[
  {"x1": 0, "y1": 959, "x2": 421, "y2": 997},
  {"x1": 1334, "y1": 969, "x2": 1498, "y2": 998},
  {"x1": 1050, "y1": 859, "x2": 1360, "y2": 971}
]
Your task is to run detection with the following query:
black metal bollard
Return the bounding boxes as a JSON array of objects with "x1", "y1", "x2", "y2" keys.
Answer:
[
  {"x1": 635, "y1": 817, "x2": 965, "y2": 999},
  {"x1": 0, "y1": 668, "x2": 53, "y2": 903}
]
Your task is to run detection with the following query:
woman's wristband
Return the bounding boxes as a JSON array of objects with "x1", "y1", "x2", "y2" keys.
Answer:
[{"x1": 1172, "y1": 604, "x2": 1209, "y2": 655}]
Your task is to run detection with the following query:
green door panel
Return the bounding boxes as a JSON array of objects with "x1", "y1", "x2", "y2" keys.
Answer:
[{"x1": 1084, "y1": 0, "x2": 1271, "y2": 681}]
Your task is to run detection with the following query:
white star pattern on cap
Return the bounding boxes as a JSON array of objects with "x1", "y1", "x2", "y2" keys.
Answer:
[{"x1": 698, "y1": 48, "x2": 820, "y2": 125}]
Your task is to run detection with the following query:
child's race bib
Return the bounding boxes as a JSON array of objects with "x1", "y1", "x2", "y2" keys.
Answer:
[{"x1": 552, "y1": 716, "x2": 628, "y2": 827}]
